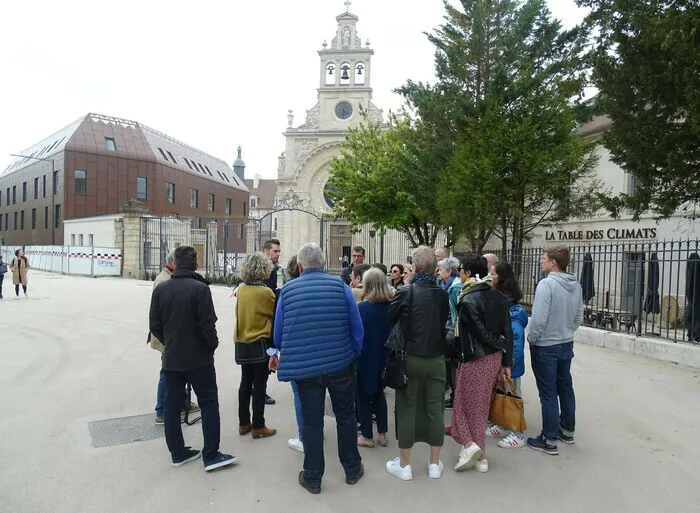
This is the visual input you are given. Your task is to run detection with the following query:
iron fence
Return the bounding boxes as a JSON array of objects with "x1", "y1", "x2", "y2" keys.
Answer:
[{"x1": 484, "y1": 240, "x2": 700, "y2": 344}]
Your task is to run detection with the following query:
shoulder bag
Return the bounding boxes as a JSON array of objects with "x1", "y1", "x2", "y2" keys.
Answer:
[{"x1": 383, "y1": 284, "x2": 413, "y2": 390}]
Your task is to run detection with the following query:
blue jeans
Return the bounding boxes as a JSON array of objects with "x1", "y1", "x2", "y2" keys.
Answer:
[
  {"x1": 163, "y1": 364, "x2": 221, "y2": 464},
  {"x1": 297, "y1": 364, "x2": 362, "y2": 488},
  {"x1": 291, "y1": 381, "x2": 303, "y2": 442},
  {"x1": 530, "y1": 342, "x2": 576, "y2": 444},
  {"x1": 155, "y1": 368, "x2": 187, "y2": 417}
]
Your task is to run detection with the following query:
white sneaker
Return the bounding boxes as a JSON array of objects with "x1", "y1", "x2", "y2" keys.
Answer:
[
  {"x1": 288, "y1": 438, "x2": 304, "y2": 453},
  {"x1": 455, "y1": 443, "x2": 482, "y2": 472},
  {"x1": 486, "y1": 424, "x2": 507, "y2": 437},
  {"x1": 498, "y1": 432, "x2": 525, "y2": 449},
  {"x1": 24, "y1": 292, "x2": 27, "y2": 298},
  {"x1": 386, "y1": 457, "x2": 412, "y2": 481},
  {"x1": 474, "y1": 459, "x2": 489, "y2": 473},
  {"x1": 428, "y1": 460, "x2": 444, "y2": 479}
]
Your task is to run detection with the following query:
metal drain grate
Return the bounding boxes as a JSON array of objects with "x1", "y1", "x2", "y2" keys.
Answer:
[{"x1": 89, "y1": 413, "x2": 164, "y2": 448}]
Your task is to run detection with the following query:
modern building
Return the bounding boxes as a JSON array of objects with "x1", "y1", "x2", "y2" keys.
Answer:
[{"x1": 0, "y1": 113, "x2": 249, "y2": 246}]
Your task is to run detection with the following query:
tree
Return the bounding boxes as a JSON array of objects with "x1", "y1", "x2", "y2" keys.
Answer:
[
  {"x1": 399, "y1": 0, "x2": 600, "y2": 253},
  {"x1": 326, "y1": 111, "x2": 450, "y2": 248},
  {"x1": 578, "y1": 0, "x2": 700, "y2": 219}
]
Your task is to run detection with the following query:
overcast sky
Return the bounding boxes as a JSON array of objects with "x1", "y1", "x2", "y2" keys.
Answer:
[{"x1": 0, "y1": 0, "x2": 586, "y2": 180}]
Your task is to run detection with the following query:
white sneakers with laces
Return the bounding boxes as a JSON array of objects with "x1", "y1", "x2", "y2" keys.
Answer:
[
  {"x1": 455, "y1": 443, "x2": 482, "y2": 471},
  {"x1": 498, "y1": 432, "x2": 525, "y2": 449},
  {"x1": 386, "y1": 458, "x2": 413, "y2": 481},
  {"x1": 428, "y1": 461, "x2": 444, "y2": 479}
]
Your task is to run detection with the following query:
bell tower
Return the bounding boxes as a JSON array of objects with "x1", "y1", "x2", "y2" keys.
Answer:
[{"x1": 316, "y1": 3, "x2": 376, "y2": 130}]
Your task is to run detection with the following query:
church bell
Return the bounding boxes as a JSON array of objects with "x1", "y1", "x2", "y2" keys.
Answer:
[{"x1": 341, "y1": 67, "x2": 350, "y2": 80}]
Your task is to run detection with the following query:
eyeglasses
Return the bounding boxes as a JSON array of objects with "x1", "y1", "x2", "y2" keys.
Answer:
[{"x1": 391, "y1": 269, "x2": 400, "y2": 273}]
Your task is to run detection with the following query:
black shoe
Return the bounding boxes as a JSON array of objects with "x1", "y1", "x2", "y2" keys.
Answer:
[
  {"x1": 557, "y1": 430, "x2": 575, "y2": 445},
  {"x1": 298, "y1": 471, "x2": 321, "y2": 494},
  {"x1": 445, "y1": 398, "x2": 454, "y2": 410},
  {"x1": 171, "y1": 447, "x2": 201, "y2": 468},
  {"x1": 265, "y1": 394, "x2": 276, "y2": 405},
  {"x1": 346, "y1": 464, "x2": 364, "y2": 485},
  {"x1": 527, "y1": 436, "x2": 559, "y2": 455}
]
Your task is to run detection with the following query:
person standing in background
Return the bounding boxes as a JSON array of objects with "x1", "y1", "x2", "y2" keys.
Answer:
[
  {"x1": 341, "y1": 246, "x2": 366, "y2": 285},
  {"x1": 0, "y1": 254, "x2": 7, "y2": 299},
  {"x1": 10, "y1": 249, "x2": 30, "y2": 299},
  {"x1": 262, "y1": 239, "x2": 282, "y2": 405},
  {"x1": 350, "y1": 264, "x2": 371, "y2": 302}
]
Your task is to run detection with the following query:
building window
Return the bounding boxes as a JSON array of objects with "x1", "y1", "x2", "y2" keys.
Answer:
[
  {"x1": 5, "y1": 213, "x2": 8, "y2": 231},
  {"x1": 226, "y1": 197, "x2": 232, "y2": 215},
  {"x1": 5, "y1": 188, "x2": 8, "y2": 205},
  {"x1": 243, "y1": 201, "x2": 247, "y2": 217},
  {"x1": 43, "y1": 175, "x2": 46, "y2": 198},
  {"x1": 166, "y1": 182, "x2": 175, "y2": 204},
  {"x1": 14, "y1": 212, "x2": 18, "y2": 230},
  {"x1": 105, "y1": 138, "x2": 117, "y2": 151},
  {"x1": 208, "y1": 193, "x2": 215, "y2": 212},
  {"x1": 53, "y1": 170, "x2": 59, "y2": 195},
  {"x1": 136, "y1": 177, "x2": 147, "y2": 200},
  {"x1": 89, "y1": 234, "x2": 94, "y2": 246},
  {"x1": 167, "y1": 151, "x2": 177, "y2": 164},
  {"x1": 12, "y1": 185, "x2": 16, "y2": 204},
  {"x1": 183, "y1": 158, "x2": 193, "y2": 170},
  {"x1": 34, "y1": 177, "x2": 39, "y2": 200},
  {"x1": 158, "y1": 148, "x2": 169, "y2": 161},
  {"x1": 22, "y1": 182, "x2": 27, "y2": 202},
  {"x1": 79, "y1": 234, "x2": 84, "y2": 246},
  {"x1": 239, "y1": 223, "x2": 244, "y2": 239},
  {"x1": 190, "y1": 189, "x2": 199, "y2": 209},
  {"x1": 71, "y1": 234, "x2": 75, "y2": 245},
  {"x1": 31, "y1": 208, "x2": 36, "y2": 230},
  {"x1": 274, "y1": 217, "x2": 278, "y2": 231},
  {"x1": 75, "y1": 170, "x2": 87, "y2": 195},
  {"x1": 0, "y1": 215, "x2": 3, "y2": 231},
  {"x1": 251, "y1": 198, "x2": 257, "y2": 208},
  {"x1": 20, "y1": 211, "x2": 25, "y2": 230},
  {"x1": 44, "y1": 206, "x2": 48, "y2": 229},
  {"x1": 55, "y1": 204, "x2": 61, "y2": 229}
]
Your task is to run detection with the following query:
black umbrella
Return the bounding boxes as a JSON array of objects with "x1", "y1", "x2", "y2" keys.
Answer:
[
  {"x1": 643, "y1": 253, "x2": 661, "y2": 315},
  {"x1": 580, "y1": 253, "x2": 595, "y2": 304},
  {"x1": 685, "y1": 253, "x2": 700, "y2": 342}
]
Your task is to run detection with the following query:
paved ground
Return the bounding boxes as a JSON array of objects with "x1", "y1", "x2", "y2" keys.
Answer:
[{"x1": 1, "y1": 271, "x2": 699, "y2": 513}]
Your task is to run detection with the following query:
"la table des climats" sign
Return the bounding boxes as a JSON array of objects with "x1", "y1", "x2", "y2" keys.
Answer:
[{"x1": 545, "y1": 227, "x2": 658, "y2": 241}]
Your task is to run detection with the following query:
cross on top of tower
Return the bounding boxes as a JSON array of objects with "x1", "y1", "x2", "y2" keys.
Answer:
[{"x1": 344, "y1": 0, "x2": 352, "y2": 12}]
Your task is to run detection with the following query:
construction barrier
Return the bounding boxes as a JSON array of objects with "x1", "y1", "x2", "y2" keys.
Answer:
[{"x1": 0, "y1": 245, "x2": 122, "y2": 277}]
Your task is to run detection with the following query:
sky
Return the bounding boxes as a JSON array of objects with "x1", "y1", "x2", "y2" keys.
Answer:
[{"x1": 0, "y1": 0, "x2": 586, "y2": 180}]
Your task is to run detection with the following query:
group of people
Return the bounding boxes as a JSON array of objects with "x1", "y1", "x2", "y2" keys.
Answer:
[
  {"x1": 148, "y1": 239, "x2": 583, "y2": 493},
  {"x1": 0, "y1": 248, "x2": 31, "y2": 300}
]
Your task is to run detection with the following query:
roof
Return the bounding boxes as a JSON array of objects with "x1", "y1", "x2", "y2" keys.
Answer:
[
  {"x1": 243, "y1": 178, "x2": 277, "y2": 209},
  {"x1": 577, "y1": 115, "x2": 612, "y2": 138},
  {"x1": 2, "y1": 113, "x2": 249, "y2": 193}
]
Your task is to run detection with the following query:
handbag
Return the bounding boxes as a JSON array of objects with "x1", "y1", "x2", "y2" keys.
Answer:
[
  {"x1": 383, "y1": 285, "x2": 413, "y2": 390},
  {"x1": 0, "y1": 263, "x2": 7, "y2": 274},
  {"x1": 235, "y1": 339, "x2": 270, "y2": 365},
  {"x1": 488, "y1": 376, "x2": 527, "y2": 433}
]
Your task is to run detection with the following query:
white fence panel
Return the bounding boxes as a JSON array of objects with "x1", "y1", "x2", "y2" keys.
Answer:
[{"x1": 0, "y1": 245, "x2": 121, "y2": 277}]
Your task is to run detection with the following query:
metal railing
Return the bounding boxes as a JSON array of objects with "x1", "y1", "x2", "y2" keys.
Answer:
[{"x1": 484, "y1": 240, "x2": 700, "y2": 344}]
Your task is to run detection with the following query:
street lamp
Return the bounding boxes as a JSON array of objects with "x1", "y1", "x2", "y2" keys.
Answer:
[{"x1": 9, "y1": 153, "x2": 56, "y2": 245}]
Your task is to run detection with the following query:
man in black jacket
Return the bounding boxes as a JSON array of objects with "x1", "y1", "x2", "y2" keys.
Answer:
[
  {"x1": 149, "y1": 246, "x2": 237, "y2": 472},
  {"x1": 340, "y1": 246, "x2": 366, "y2": 285}
]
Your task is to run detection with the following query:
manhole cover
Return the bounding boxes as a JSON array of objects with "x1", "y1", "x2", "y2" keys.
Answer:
[{"x1": 89, "y1": 413, "x2": 164, "y2": 448}]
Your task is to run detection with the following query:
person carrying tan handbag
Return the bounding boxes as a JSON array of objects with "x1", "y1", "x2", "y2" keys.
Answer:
[
  {"x1": 10, "y1": 249, "x2": 30, "y2": 299},
  {"x1": 150, "y1": 251, "x2": 199, "y2": 424}
]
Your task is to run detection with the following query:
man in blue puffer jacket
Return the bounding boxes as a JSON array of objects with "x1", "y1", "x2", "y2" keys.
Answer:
[{"x1": 273, "y1": 243, "x2": 364, "y2": 494}]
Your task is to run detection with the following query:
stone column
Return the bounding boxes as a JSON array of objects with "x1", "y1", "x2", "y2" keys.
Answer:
[{"x1": 120, "y1": 199, "x2": 149, "y2": 279}]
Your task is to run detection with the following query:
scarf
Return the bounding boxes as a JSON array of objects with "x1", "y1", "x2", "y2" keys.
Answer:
[
  {"x1": 411, "y1": 272, "x2": 436, "y2": 285},
  {"x1": 457, "y1": 275, "x2": 492, "y2": 300}
]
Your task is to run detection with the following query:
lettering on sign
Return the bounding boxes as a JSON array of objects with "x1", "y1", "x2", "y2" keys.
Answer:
[
  {"x1": 545, "y1": 228, "x2": 658, "y2": 241},
  {"x1": 97, "y1": 260, "x2": 116, "y2": 268}
]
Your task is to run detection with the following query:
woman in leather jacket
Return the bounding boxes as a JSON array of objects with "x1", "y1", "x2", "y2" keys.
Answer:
[{"x1": 449, "y1": 254, "x2": 513, "y2": 474}]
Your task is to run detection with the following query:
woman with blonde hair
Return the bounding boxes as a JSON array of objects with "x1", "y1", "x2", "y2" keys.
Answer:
[
  {"x1": 357, "y1": 268, "x2": 392, "y2": 448},
  {"x1": 235, "y1": 252, "x2": 277, "y2": 439}
]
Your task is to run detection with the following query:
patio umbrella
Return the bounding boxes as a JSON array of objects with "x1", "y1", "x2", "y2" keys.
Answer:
[
  {"x1": 643, "y1": 253, "x2": 661, "y2": 315},
  {"x1": 685, "y1": 253, "x2": 700, "y2": 342},
  {"x1": 580, "y1": 253, "x2": 595, "y2": 304}
]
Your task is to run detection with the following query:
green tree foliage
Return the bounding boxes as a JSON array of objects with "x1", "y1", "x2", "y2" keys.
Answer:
[
  {"x1": 326, "y1": 110, "x2": 449, "y2": 247},
  {"x1": 577, "y1": 0, "x2": 700, "y2": 219},
  {"x1": 400, "y1": 0, "x2": 600, "y2": 253}
]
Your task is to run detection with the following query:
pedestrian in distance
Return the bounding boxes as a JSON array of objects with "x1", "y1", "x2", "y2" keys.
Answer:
[{"x1": 10, "y1": 249, "x2": 30, "y2": 299}]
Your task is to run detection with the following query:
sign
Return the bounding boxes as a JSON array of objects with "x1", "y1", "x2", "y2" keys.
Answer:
[{"x1": 545, "y1": 227, "x2": 658, "y2": 241}]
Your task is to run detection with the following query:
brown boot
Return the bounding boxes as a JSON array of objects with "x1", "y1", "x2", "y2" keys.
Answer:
[
  {"x1": 252, "y1": 426, "x2": 277, "y2": 439},
  {"x1": 239, "y1": 424, "x2": 253, "y2": 436}
]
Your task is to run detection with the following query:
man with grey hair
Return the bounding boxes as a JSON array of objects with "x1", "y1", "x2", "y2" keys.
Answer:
[
  {"x1": 151, "y1": 249, "x2": 199, "y2": 424},
  {"x1": 435, "y1": 247, "x2": 450, "y2": 262},
  {"x1": 483, "y1": 253, "x2": 499, "y2": 276},
  {"x1": 273, "y1": 243, "x2": 364, "y2": 494}
]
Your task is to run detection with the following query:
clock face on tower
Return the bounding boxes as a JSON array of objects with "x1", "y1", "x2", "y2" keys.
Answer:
[{"x1": 335, "y1": 101, "x2": 353, "y2": 120}]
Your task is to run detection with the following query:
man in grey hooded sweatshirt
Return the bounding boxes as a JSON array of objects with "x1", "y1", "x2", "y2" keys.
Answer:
[{"x1": 527, "y1": 246, "x2": 583, "y2": 456}]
